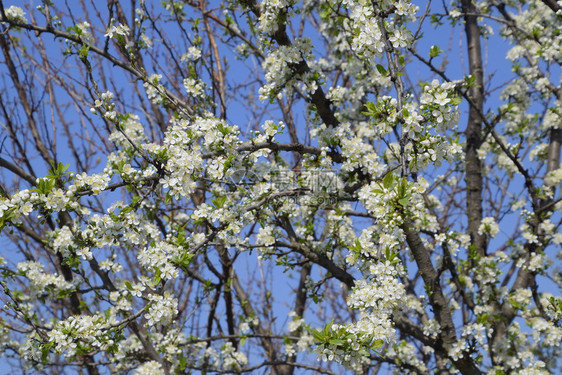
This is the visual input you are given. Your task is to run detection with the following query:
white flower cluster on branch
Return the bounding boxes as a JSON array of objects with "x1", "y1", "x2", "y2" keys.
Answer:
[{"x1": 0, "y1": 0, "x2": 560, "y2": 374}]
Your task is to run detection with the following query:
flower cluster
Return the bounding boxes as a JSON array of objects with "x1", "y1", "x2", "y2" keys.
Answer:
[
  {"x1": 503, "y1": 2, "x2": 562, "y2": 64},
  {"x1": 478, "y1": 217, "x2": 500, "y2": 238},
  {"x1": 199, "y1": 342, "x2": 248, "y2": 372},
  {"x1": 0, "y1": 189, "x2": 35, "y2": 226},
  {"x1": 259, "y1": 38, "x2": 321, "y2": 101},
  {"x1": 144, "y1": 74, "x2": 166, "y2": 105},
  {"x1": 17, "y1": 262, "x2": 75, "y2": 299},
  {"x1": 4, "y1": 6, "x2": 27, "y2": 23},
  {"x1": 181, "y1": 46, "x2": 202, "y2": 62},
  {"x1": 145, "y1": 292, "x2": 178, "y2": 327},
  {"x1": 386, "y1": 340, "x2": 429, "y2": 373},
  {"x1": 105, "y1": 23, "x2": 130, "y2": 39},
  {"x1": 137, "y1": 241, "x2": 182, "y2": 281},
  {"x1": 346, "y1": 261, "x2": 406, "y2": 317},
  {"x1": 342, "y1": 0, "x2": 417, "y2": 58},
  {"x1": 133, "y1": 361, "x2": 165, "y2": 375},
  {"x1": 419, "y1": 79, "x2": 461, "y2": 132},
  {"x1": 358, "y1": 174, "x2": 434, "y2": 234},
  {"x1": 363, "y1": 80, "x2": 463, "y2": 171},
  {"x1": 343, "y1": 0, "x2": 384, "y2": 58},
  {"x1": 72, "y1": 172, "x2": 111, "y2": 195},
  {"x1": 108, "y1": 114, "x2": 149, "y2": 151},
  {"x1": 0, "y1": 1, "x2": 560, "y2": 374},
  {"x1": 48, "y1": 314, "x2": 118, "y2": 358},
  {"x1": 183, "y1": 77, "x2": 206, "y2": 98},
  {"x1": 313, "y1": 261, "x2": 406, "y2": 369},
  {"x1": 258, "y1": 0, "x2": 296, "y2": 34},
  {"x1": 159, "y1": 123, "x2": 203, "y2": 199},
  {"x1": 284, "y1": 332, "x2": 314, "y2": 358},
  {"x1": 76, "y1": 21, "x2": 94, "y2": 44}
]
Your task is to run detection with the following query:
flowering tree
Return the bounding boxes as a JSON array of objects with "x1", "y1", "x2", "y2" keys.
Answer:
[{"x1": 0, "y1": 0, "x2": 560, "y2": 373}]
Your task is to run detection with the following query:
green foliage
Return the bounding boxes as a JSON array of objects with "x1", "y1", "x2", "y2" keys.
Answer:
[
  {"x1": 429, "y1": 45, "x2": 443, "y2": 58},
  {"x1": 46, "y1": 162, "x2": 71, "y2": 183},
  {"x1": 376, "y1": 64, "x2": 389, "y2": 76}
]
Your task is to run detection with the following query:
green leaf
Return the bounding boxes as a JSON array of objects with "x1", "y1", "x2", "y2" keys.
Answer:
[
  {"x1": 152, "y1": 275, "x2": 161, "y2": 285},
  {"x1": 56, "y1": 289, "x2": 69, "y2": 298},
  {"x1": 310, "y1": 328, "x2": 325, "y2": 342},
  {"x1": 362, "y1": 102, "x2": 377, "y2": 116},
  {"x1": 41, "y1": 342, "x2": 53, "y2": 364},
  {"x1": 152, "y1": 267, "x2": 162, "y2": 285},
  {"x1": 382, "y1": 173, "x2": 394, "y2": 190},
  {"x1": 398, "y1": 197, "x2": 409, "y2": 207},
  {"x1": 223, "y1": 155, "x2": 235, "y2": 170},
  {"x1": 125, "y1": 281, "x2": 133, "y2": 291},
  {"x1": 429, "y1": 45, "x2": 443, "y2": 58},
  {"x1": 385, "y1": 248, "x2": 395, "y2": 262},
  {"x1": 177, "y1": 252, "x2": 194, "y2": 268},
  {"x1": 450, "y1": 97, "x2": 462, "y2": 105},
  {"x1": 477, "y1": 313, "x2": 490, "y2": 324},
  {"x1": 350, "y1": 238, "x2": 362, "y2": 253},
  {"x1": 398, "y1": 179, "x2": 406, "y2": 196},
  {"x1": 323, "y1": 319, "x2": 334, "y2": 336},
  {"x1": 212, "y1": 195, "x2": 227, "y2": 208},
  {"x1": 328, "y1": 339, "x2": 344, "y2": 345},
  {"x1": 430, "y1": 14, "x2": 443, "y2": 27},
  {"x1": 79, "y1": 45, "x2": 90, "y2": 60},
  {"x1": 376, "y1": 64, "x2": 388, "y2": 76},
  {"x1": 371, "y1": 338, "x2": 384, "y2": 349}
]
